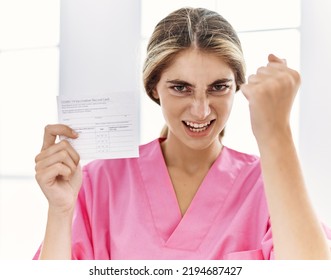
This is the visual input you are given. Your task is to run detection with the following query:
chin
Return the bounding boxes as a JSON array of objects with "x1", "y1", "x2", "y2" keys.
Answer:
[{"x1": 181, "y1": 135, "x2": 221, "y2": 151}]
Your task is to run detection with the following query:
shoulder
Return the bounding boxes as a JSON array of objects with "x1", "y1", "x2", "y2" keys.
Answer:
[
  {"x1": 218, "y1": 146, "x2": 262, "y2": 190},
  {"x1": 222, "y1": 146, "x2": 260, "y2": 168},
  {"x1": 221, "y1": 147, "x2": 266, "y2": 206}
]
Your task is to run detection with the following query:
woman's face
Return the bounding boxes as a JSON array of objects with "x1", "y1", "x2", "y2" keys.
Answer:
[{"x1": 153, "y1": 48, "x2": 236, "y2": 150}]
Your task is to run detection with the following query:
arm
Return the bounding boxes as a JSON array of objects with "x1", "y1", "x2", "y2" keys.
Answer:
[
  {"x1": 35, "y1": 124, "x2": 82, "y2": 259},
  {"x1": 241, "y1": 54, "x2": 331, "y2": 259}
]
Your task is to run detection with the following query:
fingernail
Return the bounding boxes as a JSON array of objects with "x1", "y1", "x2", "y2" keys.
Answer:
[{"x1": 72, "y1": 130, "x2": 79, "y2": 137}]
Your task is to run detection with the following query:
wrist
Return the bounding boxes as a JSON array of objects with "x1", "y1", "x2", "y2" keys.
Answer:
[
  {"x1": 256, "y1": 127, "x2": 294, "y2": 155},
  {"x1": 47, "y1": 205, "x2": 75, "y2": 219}
]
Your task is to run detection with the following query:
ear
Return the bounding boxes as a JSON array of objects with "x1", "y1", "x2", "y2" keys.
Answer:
[{"x1": 152, "y1": 89, "x2": 159, "y2": 100}]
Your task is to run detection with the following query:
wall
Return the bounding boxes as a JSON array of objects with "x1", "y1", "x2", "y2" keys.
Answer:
[
  {"x1": 0, "y1": 0, "x2": 141, "y2": 260},
  {"x1": 300, "y1": 0, "x2": 331, "y2": 225}
]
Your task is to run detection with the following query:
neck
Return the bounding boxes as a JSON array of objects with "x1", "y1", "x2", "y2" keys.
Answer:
[{"x1": 160, "y1": 134, "x2": 223, "y2": 174}]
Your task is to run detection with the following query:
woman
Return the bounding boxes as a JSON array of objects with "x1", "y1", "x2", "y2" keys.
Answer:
[{"x1": 34, "y1": 7, "x2": 331, "y2": 259}]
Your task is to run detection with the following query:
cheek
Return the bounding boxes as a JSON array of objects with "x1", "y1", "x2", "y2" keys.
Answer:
[
  {"x1": 225, "y1": 96, "x2": 235, "y2": 111},
  {"x1": 159, "y1": 93, "x2": 186, "y2": 114},
  {"x1": 161, "y1": 100, "x2": 182, "y2": 121},
  {"x1": 213, "y1": 95, "x2": 235, "y2": 114}
]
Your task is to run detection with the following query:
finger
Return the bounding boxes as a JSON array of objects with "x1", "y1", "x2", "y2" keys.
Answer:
[
  {"x1": 35, "y1": 149, "x2": 78, "y2": 175},
  {"x1": 256, "y1": 66, "x2": 278, "y2": 76},
  {"x1": 35, "y1": 163, "x2": 73, "y2": 187},
  {"x1": 248, "y1": 64, "x2": 281, "y2": 84},
  {"x1": 240, "y1": 83, "x2": 254, "y2": 100},
  {"x1": 42, "y1": 124, "x2": 78, "y2": 151},
  {"x1": 247, "y1": 74, "x2": 259, "y2": 84},
  {"x1": 247, "y1": 73, "x2": 269, "y2": 84},
  {"x1": 268, "y1": 54, "x2": 287, "y2": 65},
  {"x1": 257, "y1": 64, "x2": 287, "y2": 78},
  {"x1": 36, "y1": 139, "x2": 80, "y2": 165},
  {"x1": 288, "y1": 68, "x2": 301, "y2": 85}
]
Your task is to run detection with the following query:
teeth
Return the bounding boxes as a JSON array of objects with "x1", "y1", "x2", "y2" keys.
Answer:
[
  {"x1": 189, "y1": 127, "x2": 208, "y2": 132},
  {"x1": 184, "y1": 120, "x2": 213, "y2": 133},
  {"x1": 185, "y1": 120, "x2": 211, "y2": 129}
]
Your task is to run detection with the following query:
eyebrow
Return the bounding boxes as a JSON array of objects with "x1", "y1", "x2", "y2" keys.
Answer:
[
  {"x1": 166, "y1": 78, "x2": 233, "y2": 87},
  {"x1": 166, "y1": 79, "x2": 193, "y2": 87},
  {"x1": 208, "y1": 79, "x2": 233, "y2": 87}
]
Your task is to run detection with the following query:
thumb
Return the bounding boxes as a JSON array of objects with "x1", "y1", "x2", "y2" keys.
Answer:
[
  {"x1": 42, "y1": 124, "x2": 78, "y2": 151},
  {"x1": 268, "y1": 53, "x2": 287, "y2": 65},
  {"x1": 239, "y1": 83, "x2": 251, "y2": 101},
  {"x1": 71, "y1": 164, "x2": 83, "y2": 193}
]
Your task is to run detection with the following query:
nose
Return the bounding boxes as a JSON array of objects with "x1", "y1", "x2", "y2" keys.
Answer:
[{"x1": 190, "y1": 96, "x2": 211, "y2": 120}]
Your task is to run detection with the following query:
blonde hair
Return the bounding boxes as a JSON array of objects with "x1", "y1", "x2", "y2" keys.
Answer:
[{"x1": 142, "y1": 7, "x2": 246, "y2": 138}]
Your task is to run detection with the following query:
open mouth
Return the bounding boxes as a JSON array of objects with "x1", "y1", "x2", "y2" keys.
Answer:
[{"x1": 182, "y1": 119, "x2": 215, "y2": 133}]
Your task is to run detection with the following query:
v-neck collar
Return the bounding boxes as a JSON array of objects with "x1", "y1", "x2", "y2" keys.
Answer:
[{"x1": 138, "y1": 138, "x2": 236, "y2": 251}]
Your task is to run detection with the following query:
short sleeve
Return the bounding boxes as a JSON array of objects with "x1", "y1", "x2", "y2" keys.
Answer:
[
  {"x1": 71, "y1": 166, "x2": 111, "y2": 259},
  {"x1": 260, "y1": 220, "x2": 275, "y2": 260},
  {"x1": 223, "y1": 219, "x2": 274, "y2": 260},
  {"x1": 322, "y1": 223, "x2": 331, "y2": 250},
  {"x1": 32, "y1": 245, "x2": 42, "y2": 260},
  {"x1": 223, "y1": 219, "x2": 331, "y2": 260},
  {"x1": 262, "y1": 221, "x2": 331, "y2": 259},
  {"x1": 256, "y1": 220, "x2": 331, "y2": 260},
  {"x1": 70, "y1": 168, "x2": 94, "y2": 259}
]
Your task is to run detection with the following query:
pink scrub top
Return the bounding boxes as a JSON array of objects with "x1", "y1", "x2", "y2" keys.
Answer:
[{"x1": 33, "y1": 138, "x2": 331, "y2": 260}]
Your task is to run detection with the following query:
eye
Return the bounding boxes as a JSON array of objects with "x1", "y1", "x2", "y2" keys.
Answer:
[
  {"x1": 212, "y1": 84, "x2": 229, "y2": 91},
  {"x1": 171, "y1": 85, "x2": 191, "y2": 94},
  {"x1": 173, "y1": 85, "x2": 188, "y2": 92},
  {"x1": 209, "y1": 84, "x2": 231, "y2": 95}
]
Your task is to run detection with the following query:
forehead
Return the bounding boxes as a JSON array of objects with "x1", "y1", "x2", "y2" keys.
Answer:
[{"x1": 161, "y1": 48, "x2": 234, "y2": 80}]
